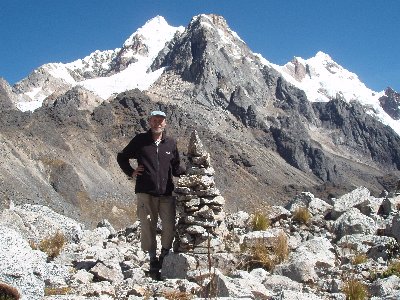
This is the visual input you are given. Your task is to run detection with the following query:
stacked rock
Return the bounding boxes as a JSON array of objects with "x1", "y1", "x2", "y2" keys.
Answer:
[{"x1": 173, "y1": 130, "x2": 226, "y2": 254}]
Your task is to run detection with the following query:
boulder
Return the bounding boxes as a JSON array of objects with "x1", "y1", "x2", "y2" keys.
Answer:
[
  {"x1": 380, "y1": 196, "x2": 400, "y2": 215},
  {"x1": 388, "y1": 213, "x2": 400, "y2": 243},
  {"x1": 0, "y1": 225, "x2": 69, "y2": 300},
  {"x1": 275, "y1": 237, "x2": 336, "y2": 283},
  {"x1": 369, "y1": 275, "x2": 400, "y2": 297},
  {"x1": 333, "y1": 208, "x2": 377, "y2": 239},
  {"x1": 286, "y1": 192, "x2": 332, "y2": 217},
  {"x1": 205, "y1": 270, "x2": 272, "y2": 299},
  {"x1": 336, "y1": 234, "x2": 397, "y2": 260},
  {"x1": 0, "y1": 204, "x2": 84, "y2": 244},
  {"x1": 242, "y1": 228, "x2": 287, "y2": 248},
  {"x1": 161, "y1": 253, "x2": 198, "y2": 279},
  {"x1": 330, "y1": 187, "x2": 372, "y2": 219}
]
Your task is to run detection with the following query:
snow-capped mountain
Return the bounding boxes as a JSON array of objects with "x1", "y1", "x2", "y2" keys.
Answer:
[
  {"x1": 12, "y1": 15, "x2": 399, "y2": 136},
  {"x1": 264, "y1": 52, "x2": 399, "y2": 134},
  {"x1": 13, "y1": 16, "x2": 184, "y2": 111},
  {"x1": 2, "y1": 14, "x2": 400, "y2": 233}
]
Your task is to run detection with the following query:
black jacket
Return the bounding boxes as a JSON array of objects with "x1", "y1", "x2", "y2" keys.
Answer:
[{"x1": 117, "y1": 130, "x2": 184, "y2": 196}]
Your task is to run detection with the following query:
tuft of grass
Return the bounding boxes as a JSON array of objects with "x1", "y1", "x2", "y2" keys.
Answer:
[
  {"x1": 292, "y1": 206, "x2": 311, "y2": 225},
  {"x1": 240, "y1": 232, "x2": 289, "y2": 271},
  {"x1": 0, "y1": 282, "x2": 20, "y2": 300},
  {"x1": 351, "y1": 253, "x2": 368, "y2": 265},
  {"x1": 162, "y1": 290, "x2": 193, "y2": 300},
  {"x1": 274, "y1": 232, "x2": 289, "y2": 263},
  {"x1": 30, "y1": 231, "x2": 66, "y2": 259},
  {"x1": 44, "y1": 286, "x2": 71, "y2": 296},
  {"x1": 251, "y1": 210, "x2": 271, "y2": 231},
  {"x1": 342, "y1": 279, "x2": 368, "y2": 300},
  {"x1": 381, "y1": 260, "x2": 400, "y2": 278}
]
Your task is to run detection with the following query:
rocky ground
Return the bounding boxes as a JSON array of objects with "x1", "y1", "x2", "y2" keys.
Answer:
[{"x1": 1, "y1": 185, "x2": 400, "y2": 299}]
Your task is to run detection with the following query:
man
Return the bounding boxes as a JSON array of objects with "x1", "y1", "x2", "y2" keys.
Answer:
[{"x1": 117, "y1": 110, "x2": 185, "y2": 271}]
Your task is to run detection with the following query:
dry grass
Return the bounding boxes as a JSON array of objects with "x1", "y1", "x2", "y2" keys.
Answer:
[
  {"x1": 30, "y1": 231, "x2": 66, "y2": 259},
  {"x1": 274, "y1": 232, "x2": 289, "y2": 263},
  {"x1": 292, "y1": 206, "x2": 311, "y2": 225},
  {"x1": 0, "y1": 282, "x2": 20, "y2": 300},
  {"x1": 40, "y1": 157, "x2": 66, "y2": 168},
  {"x1": 342, "y1": 279, "x2": 368, "y2": 300},
  {"x1": 241, "y1": 232, "x2": 289, "y2": 271},
  {"x1": 44, "y1": 286, "x2": 71, "y2": 296},
  {"x1": 381, "y1": 260, "x2": 400, "y2": 278},
  {"x1": 162, "y1": 290, "x2": 193, "y2": 300},
  {"x1": 351, "y1": 253, "x2": 368, "y2": 265},
  {"x1": 251, "y1": 210, "x2": 271, "y2": 231}
]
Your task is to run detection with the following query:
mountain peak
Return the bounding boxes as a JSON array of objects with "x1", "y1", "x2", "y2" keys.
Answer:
[
  {"x1": 123, "y1": 15, "x2": 183, "y2": 49},
  {"x1": 314, "y1": 51, "x2": 333, "y2": 62}
]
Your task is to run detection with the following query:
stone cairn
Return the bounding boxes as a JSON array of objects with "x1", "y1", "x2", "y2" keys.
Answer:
[{"x1": 173, "y1": 130, "x2": 227, "y2": 254}]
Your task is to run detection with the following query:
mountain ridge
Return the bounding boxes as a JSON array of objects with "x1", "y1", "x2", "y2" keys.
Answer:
[{"x1": 0, "y1": 14, "x2": 399, "y2": 229}]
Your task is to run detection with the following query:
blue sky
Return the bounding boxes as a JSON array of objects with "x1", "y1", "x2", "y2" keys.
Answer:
[{"x1": 1, "y1": 0, "x2": 399, "y2": 92}]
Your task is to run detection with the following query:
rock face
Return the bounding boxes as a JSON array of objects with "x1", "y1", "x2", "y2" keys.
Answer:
[
  {"x1": 379, "y1": 87, "x2": 400, "y2": 120},
  {"x1": 174, "y1": 130, "x2": 227, "y2": 254},
  {"x1": 0, "y1": 77, "x2": 17, "y2": 110}
]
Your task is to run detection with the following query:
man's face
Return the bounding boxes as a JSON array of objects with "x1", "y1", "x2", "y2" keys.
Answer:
[{"x1": 149, "y1": 115, "x2": 167, "y2": 134}]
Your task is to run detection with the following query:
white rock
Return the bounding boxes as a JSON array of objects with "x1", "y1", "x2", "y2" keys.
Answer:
[
  {"x1": 370, "y1": 275, "x2": 400, "y2": 297},
  {"x1": 0, "y1": 204, "x2": 84, "y2": 243},
  {"x1": 0, "y1": 225, "x2": 57, "y2": 300},
  {"x1": 161, "y1": 253, "x2": 198, "y2": 279},
  {"x1": 276, "y1": 289, "x2": 325, "y2": 299},
  {"x1": 389, "y1": 213, "x2": 400, "y2": 243},
  {"x1": 331, "y1": 187, "x2": 372, "y2": 219},
  {"x1": 333, "y1": 208, "x2": 377, "y2": 239},
  {"x1": 275, "y1": 237, "x2": 336, "y2": 283}
]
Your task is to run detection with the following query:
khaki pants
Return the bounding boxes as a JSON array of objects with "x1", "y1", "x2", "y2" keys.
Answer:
[{"x1": 136, "y1": 193, "x2": 176, "y2": 253}]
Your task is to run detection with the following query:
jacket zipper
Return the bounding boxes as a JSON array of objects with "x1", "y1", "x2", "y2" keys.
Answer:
[{"x1": 156, "y1": 143, "x2": 160, "y2": 193}]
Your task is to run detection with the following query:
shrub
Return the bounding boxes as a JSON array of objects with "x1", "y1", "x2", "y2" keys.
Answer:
[
  {"x1": 251, "y1": 210, "x2": 270, "y2": 231},
  {"x1": 0, "y1": 282, "x2": 20, "y2": 300},
  {"x1": 351, "y1": 253, "x2": 368, "y2": 265},
  {"x1": 30, "y1": 231, "x2": 66, "y2": 259},
  {"x1": 274, "y1": 232, "x2": 289, "y2": 263},
  {"x1": 381, "y1": 260, "x2": 400, "y2": 278},
  {"x1": 292, "y1": 207, "x2": 311, "y2": 225},
  {"x1": 342, "y1": 279, "x2": 368, "y2": 300},
  {"x1": 240, "y1": 232, "x2": 289, "y2": 271}
]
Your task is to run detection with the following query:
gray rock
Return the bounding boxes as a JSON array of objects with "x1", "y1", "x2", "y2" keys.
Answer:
[
  {"x1": 275, "y1": 237, "x2": 336, "y2": 283},
  {"x1": 336, "y1": 234, "x2": 397, "y2": 260},
  {"x1": 370, "y1": 275, "x2": 400, "y2": 297},
  {"x1": 380, "y1": 196, "x2": 400, "y2": 215},
  {"x1": 267, "y1": 206, "x2": 291, "y2": 223},
  {"x1": 90, "y1": 261, "x2": 124, "y2": 283},
  {"x1": 243, "y1": 228, "x2": 287, "y2": 248},
  {"x1": 0, "y1": 204, "x2": 84, "y2": 243},
  {"x1": 207, "y1": 270, "x2": 272, "y2": 299},
  {"x1": 273, "y1": 289, "x2": 325, "y2": 299},
  {"x1": 263, "y1": 274, "x2": 303, "y2": 293},
  {"x1": 161, "y1": 253, "x2": 198, "y2": 279},
  {"x1": 388, "y1": 213, "x2": 400, "y2": 243},
  {"x1": 0, "y1": 225, "x2": 68, "y2": 300},
  {"x1": 286, "y1": 192, "x2": 332, "y2": 216},
  {"x1": 331, "y1": 187, "x2": 372, "y2": 219},
  {"x1": 333, "y1": 208, "x2": 377, "y2": 239}
]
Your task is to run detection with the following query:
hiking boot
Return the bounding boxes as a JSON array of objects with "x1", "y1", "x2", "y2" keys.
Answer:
[
  {"x1": 158, "y1": 248, "x2": 170, "y2": 268},
  {"x1": 149, "y1": 258, "x2": 161, "y2": 271}
]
